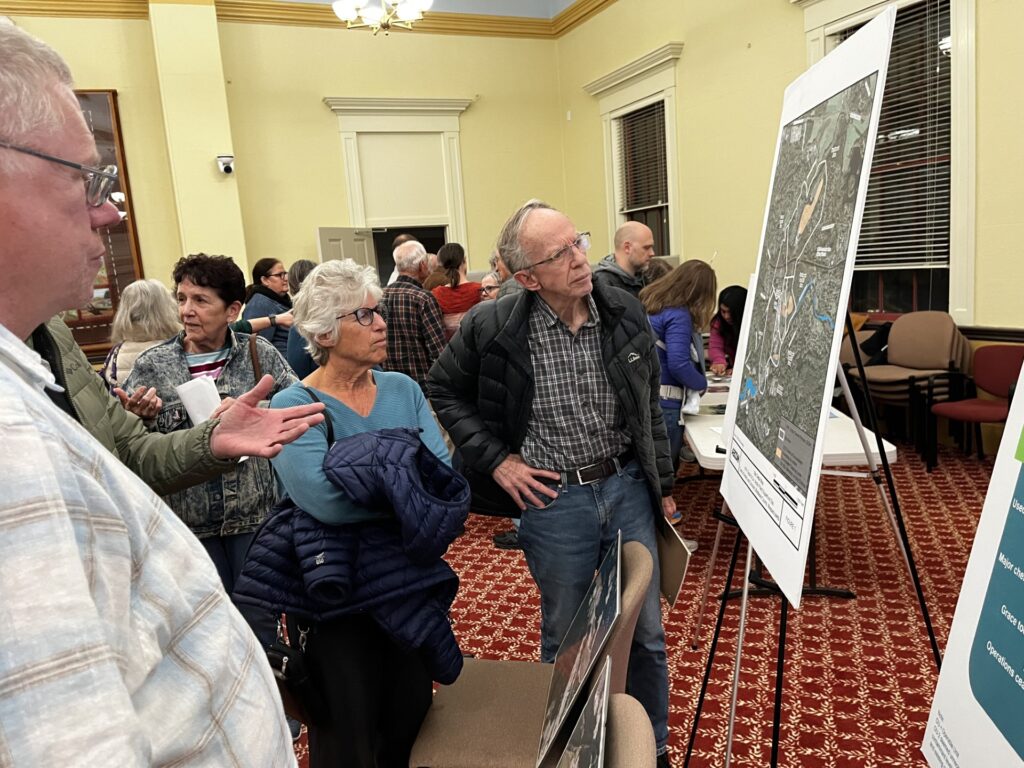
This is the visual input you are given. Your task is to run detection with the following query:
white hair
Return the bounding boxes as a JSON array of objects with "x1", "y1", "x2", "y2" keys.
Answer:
[
  {"x1": 0, "y1": 24, "x2": 74, "y2": 173},
  {"x1": 393, "y1": 240, "x2": 427, "y2": 272},
  {"x1": 496, "y1": 199, "x2": 553, "y2": 273},
  {"x1": 293, "y1": 259, "x2": 382, "y2": 365},
  {"x1": 111, "y1": 279, "x2": 181, "y2": 344}
]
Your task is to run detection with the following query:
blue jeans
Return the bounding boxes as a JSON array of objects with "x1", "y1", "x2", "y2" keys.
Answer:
[
  {"x1": 517, "y1": 460, "x2": 669, "y2": 753},
  {"x1": 661, "y1": 402, "x2": 682, "y2": 473}
]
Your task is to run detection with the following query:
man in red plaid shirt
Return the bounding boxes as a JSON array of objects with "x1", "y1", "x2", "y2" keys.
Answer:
[{"x1": 381, "y1": 240, "x2": 447, "y2": 392}]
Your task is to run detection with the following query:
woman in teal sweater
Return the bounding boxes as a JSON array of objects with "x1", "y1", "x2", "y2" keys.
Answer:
[{"x1": 269, "y1": 258, "x2": 449, "y2": 768}]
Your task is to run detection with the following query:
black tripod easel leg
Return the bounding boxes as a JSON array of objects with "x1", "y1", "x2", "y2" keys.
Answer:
[
  {"x1": 770, "y1": 597, "x2": 789, "y2": 768},
  {"x1": 684, "y1": 531, "x2": 743, "y2": 768},
  {"x1": 845, "y1": 312, "x2": 942, "y2": 670}
]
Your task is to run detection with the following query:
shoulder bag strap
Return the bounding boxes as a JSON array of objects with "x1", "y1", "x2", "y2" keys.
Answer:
[
  {"x1": 249, "y1": 333, "x2": 263, "y2": 384},
  {"x1": 301, "y1": 386, "x2": 334, "y2": 446}
]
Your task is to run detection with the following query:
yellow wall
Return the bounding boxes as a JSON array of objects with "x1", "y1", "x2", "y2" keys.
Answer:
[
  {"x1": 217, "y1": 21, "x2": 565, "y2": 271},
  {"x1": 13, "y1": 0, "x2": 1023, "y2": 328},
  {"x1": 975, "y1": 0, "x2": 1024, "y2": 328},
  {"x1": 14, "y1": 15, "x2": 184, "y2": 287},
  {"x1": 554, "y1": 0, "x2": 807, "y2": 290}
]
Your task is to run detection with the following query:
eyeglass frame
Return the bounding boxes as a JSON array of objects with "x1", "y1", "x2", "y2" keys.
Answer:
[
  {"x1": 265, "y1": 271, "x2": 289, "y2": 280},
  {"x1": 0, "y1": 139, "x2": 118, "y2": 208},
  {"x1": 479, "y1": 284, "x2": 499, "y2": 295},
  {"x1": 336, "y1": 305, "x2": 387, "y2": 326},
  {"x1": 526, "y1": 231, "x2": 591, "y2": 270}
]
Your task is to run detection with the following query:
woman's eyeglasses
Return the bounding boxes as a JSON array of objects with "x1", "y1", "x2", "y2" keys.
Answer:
[
  {"x1": 480, "y1": 285, "x2": 499, "y2": 296},
  {"x1": 336, "y1": 305, "x2": 387, "y2": 326},
  {"x1": 266, "y1": 271, "x2": 288, "y2": 279}
]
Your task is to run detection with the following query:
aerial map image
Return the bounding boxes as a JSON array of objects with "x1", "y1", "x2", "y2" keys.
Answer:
[{"x1": 735, "y1": 71, "x2": 879, "y2": 497}]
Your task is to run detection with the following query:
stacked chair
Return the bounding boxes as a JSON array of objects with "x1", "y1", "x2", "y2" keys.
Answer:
[
  {"x1": 843, "y1": 311, "x2": 971, "y2": 444},
  {"x1": 409, "y1": 540, "x2": 655, "y2": 768},
  {"x1": 925, "y1": 344, "x2": 1024, "y2": 471}
]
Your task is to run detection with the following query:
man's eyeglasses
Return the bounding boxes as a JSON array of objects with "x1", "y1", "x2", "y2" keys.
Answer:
[
  {"x1": 336, "y1": 305, "x2": 387, "y2": 326},
  {"x1": 528, "y1": 232, "x2": 591, "y2": 270},
  {"x1": 267, "y1": 271, "x2": 288, "y2": 279},
  {"x1": 0, "y1": 140, "x2": 118, "y2": 207}
]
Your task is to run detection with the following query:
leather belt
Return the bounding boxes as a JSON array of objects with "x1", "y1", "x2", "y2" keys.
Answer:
[{"x1": 560, "y1": 449, "x2": 635, "y2": 486}]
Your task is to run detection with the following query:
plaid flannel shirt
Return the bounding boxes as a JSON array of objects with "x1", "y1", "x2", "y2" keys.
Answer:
[
  {"x1": 380, "y1": 275, "x2": 447, "y2": 391},
  {"x1": 520, "y1": 295, "x2": 630, "y2": 470},
  {"x1": 0, "y1": 324, "x2": 295, "y2": 767}
]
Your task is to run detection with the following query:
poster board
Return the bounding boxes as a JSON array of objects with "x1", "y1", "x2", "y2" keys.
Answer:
[
  {"x1": 922, "y1": 364, "x2": 1024, "y2": 768},
  {"x1": 719, "y1": 6, "x2": 895, "y2": 607},
  {"x1": 554, "y1": 657, "x2": 612, "y2": 768}
]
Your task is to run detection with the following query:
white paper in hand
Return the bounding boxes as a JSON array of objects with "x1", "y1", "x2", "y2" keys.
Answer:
[{"x1": 175, "y1": 377, "x2": 221, "y2": 425}]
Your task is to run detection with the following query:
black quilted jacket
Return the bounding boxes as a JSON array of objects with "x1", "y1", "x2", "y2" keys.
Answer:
[{"x1": 427, "y1": 282, "x2": 674, "y2": 517}]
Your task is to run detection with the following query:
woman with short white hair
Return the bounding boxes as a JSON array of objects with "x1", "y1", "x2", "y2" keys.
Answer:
[
  {"x1": 267, "y1": 257, "x2": 451, "y2": 767},
  {"x1": 101, "y1": 278, "x2": 180, "y2": 389}
]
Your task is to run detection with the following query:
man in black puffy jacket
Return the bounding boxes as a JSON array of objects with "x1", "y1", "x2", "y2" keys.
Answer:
[{"x1": 428, "y1": 200, "x2": 676, "y2": 766}]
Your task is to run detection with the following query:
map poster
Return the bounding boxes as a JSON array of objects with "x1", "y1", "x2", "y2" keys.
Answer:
[
  {"x1": 719, "y1": 5, "x2": 895, "y2": 607},
  {"x1": 922, "y1": 364, "x2": 1024, "y2": 768}
]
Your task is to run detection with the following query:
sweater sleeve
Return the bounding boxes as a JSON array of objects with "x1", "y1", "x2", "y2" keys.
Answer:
[
  {"x1": 242, "y1": 294, "x2": 278, "y2": 344},
  {"x1": 708, "y1": 316, "x2": 727, "y2": 367},
  {"x1": 662, "y1": 309, "x2": 708, "y2": 393}
]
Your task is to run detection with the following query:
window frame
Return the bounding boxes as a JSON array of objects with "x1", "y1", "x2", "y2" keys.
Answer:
[
  {"x1": 794, "y1": 0, "x2": 975, "y2": 323},
  {"x1": 585, "y1": 43, "x2": 683, "y2": 259}
]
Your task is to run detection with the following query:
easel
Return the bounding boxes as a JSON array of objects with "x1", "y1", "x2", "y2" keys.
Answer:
[{"x1": 683, "y1": 312, "x2": 943, "y2": 768}]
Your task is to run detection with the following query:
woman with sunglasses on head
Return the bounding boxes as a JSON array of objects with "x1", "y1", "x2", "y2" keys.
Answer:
[
  {"x1": 263, "y1": 259, "x2": 455, "y2": 767},
  {"x1": 243, "y1": 257, "x2": 293, "y2": 356}
]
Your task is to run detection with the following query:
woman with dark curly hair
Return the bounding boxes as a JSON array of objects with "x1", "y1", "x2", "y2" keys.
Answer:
[
  {"x1": 243, "y1": 257, "x2": 293, "y2": 356},
  {"x1": 431, "y1": 242, "x2": 481, "y2": 339},
  {"x1": 127, "y1": 254, "x2": 297, "y2": 594}
]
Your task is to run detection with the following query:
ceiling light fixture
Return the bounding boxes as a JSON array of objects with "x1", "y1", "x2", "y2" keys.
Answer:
[{"x1": 331, "y1": 0, "x2": 434, "y2": 35}]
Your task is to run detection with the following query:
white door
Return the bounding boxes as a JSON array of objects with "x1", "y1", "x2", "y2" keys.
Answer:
[{"x1": 316, "y1": 227, "x2": 376, "y2": 269}]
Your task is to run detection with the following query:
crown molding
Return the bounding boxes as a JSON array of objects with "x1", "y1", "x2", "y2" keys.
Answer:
[
  {"x1": 0, "y1": 0, "x2": 148, "y2": 18},
  {"x1": 324, "y1": 97, "x2": 473, "y2": 117},
  {"x1": 583, "y1": 42, "x2": 684, "y2": 98},
  {"x1": 216, "y1": 0, "x2": 612, "y2": 38},
  {"x1": 3, "y1": 0, "x2": 620, "y2": 37}
]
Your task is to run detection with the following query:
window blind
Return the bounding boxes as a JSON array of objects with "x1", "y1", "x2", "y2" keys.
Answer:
[
  {"x1": 840, "y1": 0, "x2": 951, "y2": 269},
  {"x1": 617, "y1": 101, "x2": 668, "y2": 214}
]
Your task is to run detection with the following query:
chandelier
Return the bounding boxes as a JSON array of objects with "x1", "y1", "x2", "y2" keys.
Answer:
[{"x1": 331, "y1": 0, "x2": 434, "y2": 35}]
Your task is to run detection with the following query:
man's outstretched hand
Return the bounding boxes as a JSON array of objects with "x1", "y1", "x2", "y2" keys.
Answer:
[{"x1": 209, "y1": 375, "x2": 325, "y2": 460}]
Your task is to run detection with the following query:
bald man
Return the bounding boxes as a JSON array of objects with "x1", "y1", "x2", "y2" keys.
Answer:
[{"x1": 591, "y1": 221, "x2": 656, "y2": 297}]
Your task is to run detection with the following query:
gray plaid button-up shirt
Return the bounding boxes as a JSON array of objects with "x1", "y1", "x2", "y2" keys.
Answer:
[{"x1": 520, "y1": 295, "x2": 630, "y2": 470}]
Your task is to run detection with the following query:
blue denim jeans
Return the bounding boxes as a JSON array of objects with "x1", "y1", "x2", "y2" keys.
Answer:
[
  {"x1": 517, "y1": 460, "x2": 669, "y2": 753},
  {"x1": 661, "y1": 402, "x2": 682, "y2": 473}
]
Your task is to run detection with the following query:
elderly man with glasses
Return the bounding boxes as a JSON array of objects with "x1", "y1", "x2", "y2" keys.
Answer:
[
  {"x1": 0, "y1": 24, "x2": 323, "y2": 765},
  {"x1": 428, "y1": 200, "x2": 677, "y2": 767}
]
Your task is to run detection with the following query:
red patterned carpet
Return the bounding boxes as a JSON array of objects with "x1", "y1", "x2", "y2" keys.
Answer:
[{"x1": 294, "y1": 441, "x2": 993, "y2": 767}]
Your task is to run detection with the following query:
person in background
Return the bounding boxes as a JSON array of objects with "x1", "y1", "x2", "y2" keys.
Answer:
[
  {"x1": 422, "y1": 251, "x2": 448, "y2": 292},
  {"x1": 644, "y1": 257, "x2": 674, "y2": 285},
  {"x1": 380, "y1": 240, "x2": 446, "y2": 392},
  {"x1": 479, "y1": 271, "x2": 500, "y2": 301},
  {"x1": 269, "y1": 259, "x2": 450, "y2": 767},
  {"x1": 386, "y1": 232, "x2": 420, "y2": 285},
  {"x1": 286, "y1": 258, "x2": 319, "y2": 378},
  {"x1": 708, "y1": 285, "x2": 748, "y2": 375},
  {"x1": 100, "y1": 278, "x2": 180, "y2": 390},
  {"x1": 640, "y1": 259, "x2": 717, "y2": 486},
  {"x1": 428, "y1": 200, "x2": 675, "y2": 766},
  {"x1": 0, "y1": 23, "x2": 311, "y2": 765},
  {"x1": 127, "y1": 254, "x2": 297, "y2": 599},
  {"x1": 591, "y1": 221, "x2": 656, "y2": 297},
  {"x1": 432, "y1": 242, "x2": 482, "y2": 339},
  {"x1": 491, "y1": 248, "x2": 523, "y2": 298},
  {"x1": 243, "y1": 257, "x2": 292, "y2": 356}
]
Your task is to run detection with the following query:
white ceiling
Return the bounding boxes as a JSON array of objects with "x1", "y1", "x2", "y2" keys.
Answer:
[{"x1": 275, "y1": 0, "x2": 579, "y2": 19}]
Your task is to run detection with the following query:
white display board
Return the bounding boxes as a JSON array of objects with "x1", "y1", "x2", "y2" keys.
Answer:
[
  {"x1": 719, "y1": 6, "x2": 895, "y2": 607},
  {"x1": 923, "y1": 364, "x2": 1024, "y2": 768}
]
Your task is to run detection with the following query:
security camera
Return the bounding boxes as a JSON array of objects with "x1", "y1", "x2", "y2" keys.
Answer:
[{"x1": 216, "y1": 155, "x2": 235, "y2": 175}]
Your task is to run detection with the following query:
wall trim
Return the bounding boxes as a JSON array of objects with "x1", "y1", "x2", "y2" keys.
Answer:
[
  {"x1": 0, "y1": 1, "x2": 148, "y2": 18},
  {"x1": 323, "y1": 97, "x2": 473, "y2": 118},
  {"x1": 960, "y1": 327, "x2": 1024, "y2": 344},
  {"x1": 583, "y1": 42, "x2": 684, "y2": 98}
]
